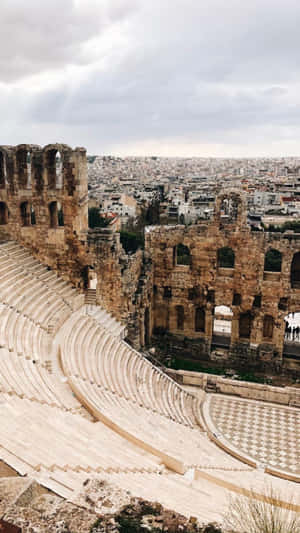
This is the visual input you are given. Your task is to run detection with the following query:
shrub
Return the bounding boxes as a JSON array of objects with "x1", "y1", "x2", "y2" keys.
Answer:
[
  {"x1": 224, "y1": 487, "x2": 300, "y2": 533},
  {"x1": 88, "y1": 207, "x2": 109, "y2": 229},
  {"x1": 119, "y1": 230, "x2": 144, "y2": 254}
]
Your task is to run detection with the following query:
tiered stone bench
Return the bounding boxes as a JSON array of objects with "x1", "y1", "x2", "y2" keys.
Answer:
[{"x1": 0, "y1": 240, "x2": 297, "y2": 523}]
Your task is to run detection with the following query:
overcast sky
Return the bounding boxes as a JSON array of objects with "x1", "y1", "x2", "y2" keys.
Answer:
[{"x1": 1, "y1": 0, "x2": 300, "y2": 157}]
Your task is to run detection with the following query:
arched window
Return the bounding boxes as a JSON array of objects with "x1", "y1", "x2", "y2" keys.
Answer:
[
  {"x1": 263, "y1": 315, "x2": 274, "y2": 339},
  {"x1": 17, "y1": 149, "x2": 30, "y2": 189},
  {"x1": 0, "y1": 151, "x2": 6, "y2": 189},
  {"x1": 176, "y1": 305, "x2": 184, "y2": 330},
  {"x1": 20, "y1": 201, "x2": 30, "y2": 227},
  {"x1": 176, "y1": 244, "x2": 191, "y2": 265},
  {"x1": 264, "y1": 249, "x2": 282, "y2": 272},
  {"x1": 0, "y1": 202, "x2": 8, "y2": 225},
  {"x1": 46, "y1": 149, "x2": 62, "y2": 189},
  {"x1": 49, "y1": 201, "x2": 57, "y2": 228},
  {"x1": 49, "y1": 201, "x2": 64, "y2": 228},
  {"x1": 65, "y1": 157, "x2": 75, "y2": 196},
  {"x1": 27, "y1": 151, "x2": 31, "y2": 187},
  {"x1": 217, "y1": 247, "x2": 235, "y2": 268},
  {"x1": 291, "y1": 252, "x2": 300, "y2": 289},
  {"x1": 33, "y1": 152, "x2": 44, "y2": 193},
  {"x1": 195, "y1": 307, "x2": 205, "y2": 332},
  {"x1": 239, "y1": 312, "x2": 252, "y2": 339}
]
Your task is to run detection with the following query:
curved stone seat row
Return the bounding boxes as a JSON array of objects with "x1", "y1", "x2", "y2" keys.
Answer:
[
  {"x1": 0, "y1": 344, "x2": 79, "y2": 410},
  {"x1": 61, "y1": 310, "x2": 197, "y2": 428},
  {"x1": 0, "y1": 242, "x2": 84, "y2": 331},
  {"x1": 0, "y1": 347, "x2": 58, "y2": 405},
  {"x1": 0, "y1": 397, "x2": 162, "y2": 476},
  {"x1": 69, "y1": 373, "x2": 244, "y2": 470},
  {"x1": 85, "y1": 304, "x2": 126, "y2": 338},
  {"x1": 57, "y1": 310, "x2": 244, "y2": 471},
  {"x1": 0, "y1": 242, "x2": 296, "y2": 521},
  {"x1": 0, "y1": 303, "x2": 80, "y2": 410},
  {"x1": 0, "y1": 304, "x2": 48, "y2": 358}
]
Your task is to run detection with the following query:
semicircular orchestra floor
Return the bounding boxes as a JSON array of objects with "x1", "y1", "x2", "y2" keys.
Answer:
[{"x1": 208, "y1": 394, "x2": 300, "y2": 478}]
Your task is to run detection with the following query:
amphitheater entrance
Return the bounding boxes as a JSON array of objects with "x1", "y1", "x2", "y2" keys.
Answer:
[
  {"x1": 82, "y1": 266, "x2": 97, "y2": 290},
  {"x1": 283, "y1": 312, "x2": 300, "y2": 360},
  {"x1": 212, "y1": 305, "x2": 232, "y2": 348}
]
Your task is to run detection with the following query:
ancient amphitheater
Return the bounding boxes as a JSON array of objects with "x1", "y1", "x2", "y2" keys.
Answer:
[{"x1": 0, "y1": 144, "x2": 298, "y2": 526}]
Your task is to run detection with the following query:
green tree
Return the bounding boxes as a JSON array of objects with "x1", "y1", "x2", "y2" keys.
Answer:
[
  {"x1": 88, "y1": 207, "x2": 109, "y2": 229},
  {"x1": 119, "y1": 230, "x2": 144, "y2": 253}
]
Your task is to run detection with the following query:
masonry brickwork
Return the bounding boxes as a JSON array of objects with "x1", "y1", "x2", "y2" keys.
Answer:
[
  {"x1": 0, "y1": 145, "x2": 299, "y2": 374},
  {"x1": 0, "y1": 144, "x2": 89, "y2": 287},
  {"x1": 145, "y1": 190, "x2": 300, "y2": 373},
  {"x1": 0, "y1": 144, "x2": 147, "y2": 335}
]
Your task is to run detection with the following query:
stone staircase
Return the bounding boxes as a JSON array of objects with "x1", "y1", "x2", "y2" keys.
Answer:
[{"x1": 85, "y1": 289, "x2": 96, "y2": 305}]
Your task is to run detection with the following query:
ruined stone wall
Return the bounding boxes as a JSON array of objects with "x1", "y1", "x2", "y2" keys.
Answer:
[
  {"x1": 3, "y1": 146, "x2": 299, "y2": 371},
  {"x1": 166, "y1": 369, "x2": 300, "y2": 406},
  {"x1": 87, "y1": 228, "x2": 152, "y2": 346},
  {"x1": 145, "y1": 190, "x2": 300, "y2": 371},
  {"x1": 0, "y1": 144, "x2": 89, "y2": 287},
  {"x1": 0, "y1": 143, "x2": 147, "y2": 332}
]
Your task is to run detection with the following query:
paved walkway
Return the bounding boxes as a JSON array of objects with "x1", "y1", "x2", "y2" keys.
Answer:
[{"x1": 209, "y1": 394, "x2": 300, "y2": 477}]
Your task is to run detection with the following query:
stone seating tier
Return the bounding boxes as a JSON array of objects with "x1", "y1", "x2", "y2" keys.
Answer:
[
  {"x1": 0, "y1": 240, "x2": 297, "y2": 522},
  {"x1": 60, "y1": 310, "x2": 197, "y2": 429}
]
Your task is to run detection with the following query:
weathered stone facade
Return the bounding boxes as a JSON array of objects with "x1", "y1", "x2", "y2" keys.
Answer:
[
  {"x1": 0, "y1": 144, "x2": 150, "y2": 335},
  {"x1": 145, "y1": 190, "x2": 300, "y2": 373},
  {"x1": 0, "y1": 144, "x2": 88, "y2": 287},
  {"x1": 0, "y1": 146, "x2": 298, "y2": 373}
]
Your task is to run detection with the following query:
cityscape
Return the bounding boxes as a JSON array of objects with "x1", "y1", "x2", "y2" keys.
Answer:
[{"x1": 88, "y1": 155, "x2": 300, "y2": 227}]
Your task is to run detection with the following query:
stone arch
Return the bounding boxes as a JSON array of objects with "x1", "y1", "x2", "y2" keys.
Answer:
[
  {"x1": 45, "y1": 149, "x2": 62, "y2": 189},
  {"x1": 16, "y1": 147, "x2": 31, "y2": 189},
  {"x1": 49, "y1": 201, "x2": 64, "y2": 228},
  {"x1": 263, "y1": 315, "x2": 274, "y2": 339},
  {"x1": 43, "y1": 144, "x2": 72, "y2": 192},
  {"x1": 31, "y1": 150, "x2": 44, "y2": 193},
  {"x1": 239, "y1": 311, "x2": 252, "y2": 339},
  {"x1": 195, "y1": 307, "x2": 205, "y2": 332},
  {"x1": 176, "y1": 305, "x2": 184, "y2": 330},
  {"x1": 291, "y1": 252, "x2": 300, "y2": 289},
  {"x1": 0, "y1": 202, "x2": 8, "y2": 225},
  {"x1": 217, "y1": 246, "x2": 235, "y2": 268},
  {"x1": 264, "y1": 249, "x2": 282, "y2": 272},
  {"x1": 20, "y1": 201, "x2": 30, "y2": 227}
]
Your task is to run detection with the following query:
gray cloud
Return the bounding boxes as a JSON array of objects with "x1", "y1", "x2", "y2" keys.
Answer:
[
  {"x1": 0, "y1": 0, "x2": 138, "y2": 82},
  {"x1": 1, "y1": 0, "x2": 300, "y2": 154}
]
